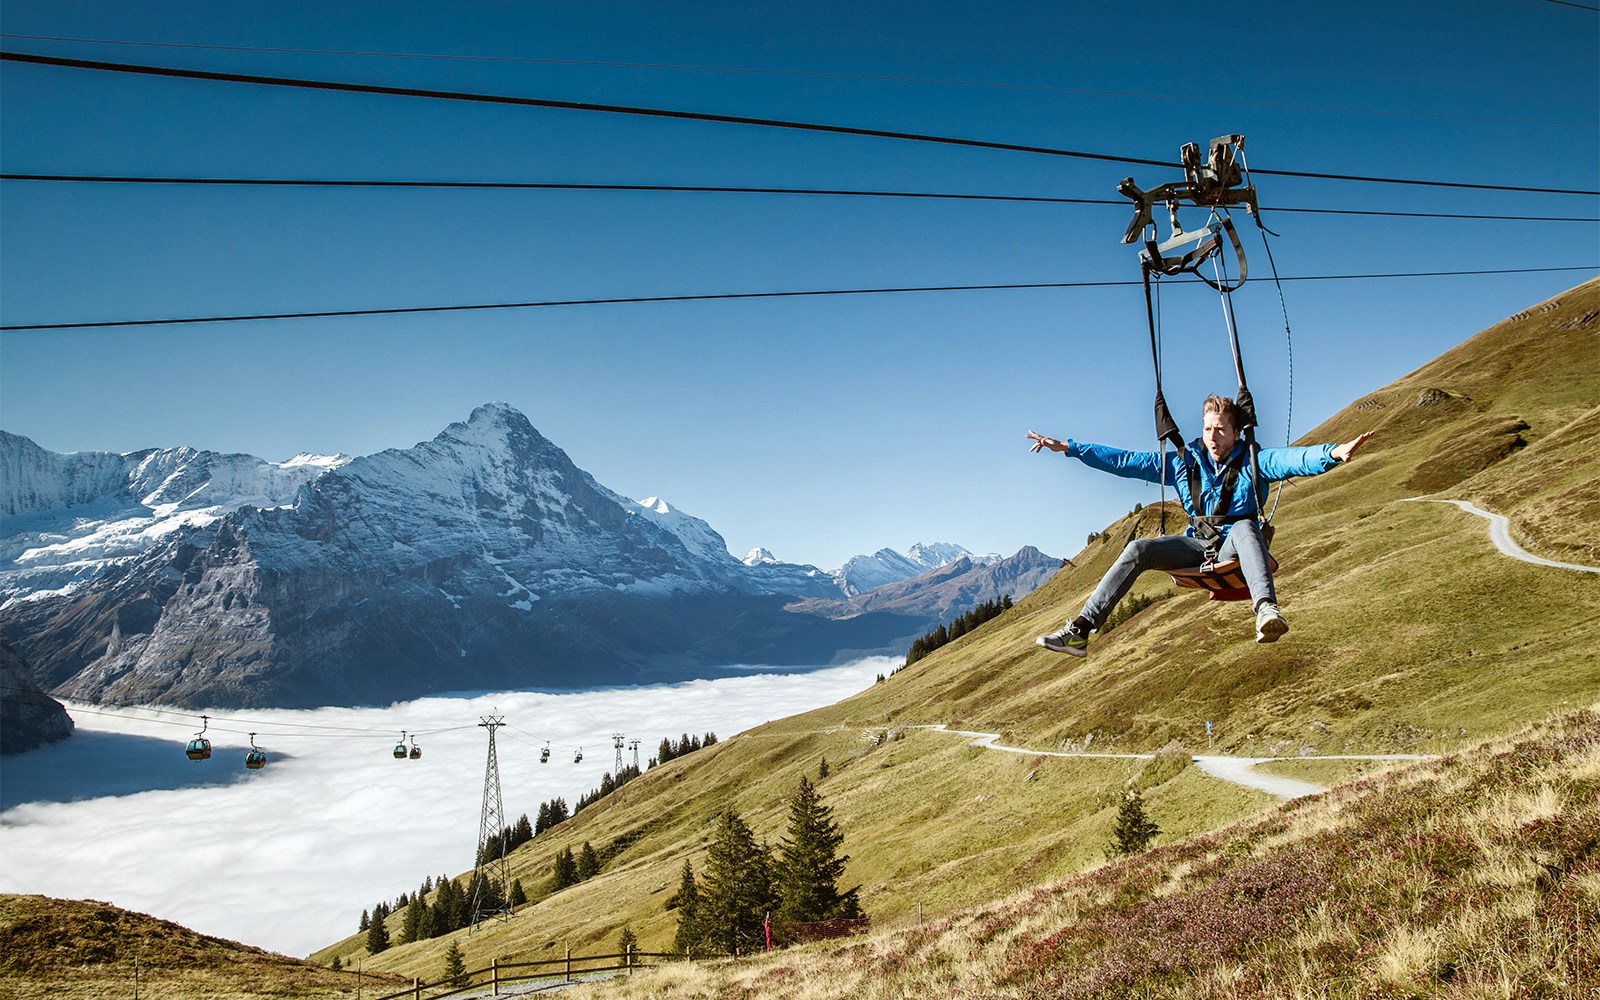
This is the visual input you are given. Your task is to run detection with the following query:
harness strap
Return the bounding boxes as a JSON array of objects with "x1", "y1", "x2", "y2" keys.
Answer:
[{"x1": 1184, "y1": 450, "x2": 1255, "y2": 569}]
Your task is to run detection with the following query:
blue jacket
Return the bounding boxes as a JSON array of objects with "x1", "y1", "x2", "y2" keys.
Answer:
[{"x1": 1066, "y1": 438, "x2": 1339, "y2": 538}]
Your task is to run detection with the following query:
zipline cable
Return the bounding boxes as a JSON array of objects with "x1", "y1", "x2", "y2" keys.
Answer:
[
  {"x1": 3, "y1": 266, "x2": 1594, "y2": 332},
  {"x1": 2, "y1": 173, "x2": 1594, "y2": 224},
  {"x1": 2, "y1": 51, "x2": 1596, "y2": 197},
  {"x1": 4, "y1": 32, "x2": 1593, "y2": 129}
]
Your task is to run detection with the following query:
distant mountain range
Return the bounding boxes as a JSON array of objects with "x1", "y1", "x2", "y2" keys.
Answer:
[{"x1": 0, "y1": 405, "x2": 1057, "y2": 709}]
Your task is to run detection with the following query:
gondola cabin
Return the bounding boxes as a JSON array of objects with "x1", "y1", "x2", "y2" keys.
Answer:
[
  {"x1": 574, "y1": 749, "x2": 583, "y2": 763},
  {"x1": 409, "y1": 744, "x2": 422, "y2": 760},
  {"x1": 245, "y1": 749, "x2": 267, "y2": 770},
  {"x1": 185, "y1": 737, "x2": 212, "y2": 761},
  {"x1": 540, "y1": 745, "x2": 550, "y2": 763},
  {"x1": 393, "y1": 742, "x2": 408, "y2": 759}
]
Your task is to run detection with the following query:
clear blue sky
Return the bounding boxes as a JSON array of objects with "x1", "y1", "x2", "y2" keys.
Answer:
[{"x1": 2, "y1": 1, "x2": 1596, "y2": 569}]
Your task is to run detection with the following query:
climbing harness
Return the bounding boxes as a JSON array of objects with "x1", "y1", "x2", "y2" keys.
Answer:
[{"x1": 1118, "y1": 135, "x2": 1289, "y2": 601}]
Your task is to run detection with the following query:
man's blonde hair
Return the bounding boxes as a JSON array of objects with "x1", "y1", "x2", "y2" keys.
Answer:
[{"x1": 1202, "y1": 395, "x2": 1243, "y2": 431}]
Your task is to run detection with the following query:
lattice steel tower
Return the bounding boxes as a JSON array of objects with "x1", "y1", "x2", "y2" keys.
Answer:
[
  {"x1": 470, "y1": 714, "x2": 511, "y2": 926},
  {"x1": 612, "y1": 733, "x2": 626, "y2": 779}
]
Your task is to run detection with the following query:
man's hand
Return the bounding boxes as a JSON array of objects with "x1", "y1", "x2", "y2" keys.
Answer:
[
  {"x1": 1027, "y1": 430, "x2": 1068, "y2": 454},
  {"x1": 1331, "y1": 431, "x2": 1375, "y2": 463}
]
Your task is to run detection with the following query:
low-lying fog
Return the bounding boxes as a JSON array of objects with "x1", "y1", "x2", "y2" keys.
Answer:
[{"x1": 0, "y1": 656, "x2": 893, "y2": 957}]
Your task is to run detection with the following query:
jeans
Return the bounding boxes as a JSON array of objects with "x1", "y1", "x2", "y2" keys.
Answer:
[{"x1": 1078, "y1": 520, "x2": 1275, "y2": 628}]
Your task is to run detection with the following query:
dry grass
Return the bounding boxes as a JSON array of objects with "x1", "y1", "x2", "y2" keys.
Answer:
[
  {"x1": 564, "y1": 707, "x2": 1600, "y2": 999},
  {"x1": 0, "y1": 894, "x2": 404, "y2": 999}
]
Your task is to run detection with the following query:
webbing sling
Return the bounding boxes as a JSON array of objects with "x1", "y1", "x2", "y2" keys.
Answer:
[{"x1": 1183, "y1": 450, "x2": 1261, "y2": 569}]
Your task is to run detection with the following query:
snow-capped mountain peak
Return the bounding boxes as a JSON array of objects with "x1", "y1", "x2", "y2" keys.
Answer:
[{"x1": 742, "y1": 547, "x2": 779, "y2": 566}]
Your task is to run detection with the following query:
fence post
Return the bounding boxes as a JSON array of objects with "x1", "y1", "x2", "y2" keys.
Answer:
[
  {"x1": 412, "y1": 976, "x2": 420, "y2": 1000},
  {"x1": 492, "y1": 957, "x2": 499, "y2": 995},
  {"x1": 627, "y1": 944, "x2": 634, "y2": 975},
  {"x1": 565, "y1": 946, "x2": 571, "y2": 982}
]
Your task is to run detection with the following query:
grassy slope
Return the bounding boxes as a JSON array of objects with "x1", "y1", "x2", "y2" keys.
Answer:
[
  {"x1": 0, "y1": 894, "x2": 406, "y2": 1000},
  {"x1": 566, "y1": 706, "x2": 1600, "y2": 999},
  {"x1": 299, "y1": 278, "x2": 1595, "y2": 986}
]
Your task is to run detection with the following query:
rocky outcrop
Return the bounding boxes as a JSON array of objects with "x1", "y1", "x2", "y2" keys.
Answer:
[{"x1": 0, "y1": 635, "x2": 73, "y2": 754}]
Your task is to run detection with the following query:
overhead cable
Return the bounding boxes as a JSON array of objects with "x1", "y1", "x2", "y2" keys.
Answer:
[
  {"x1": 4, "y1": 266, "x2": 1593, "y2": 332},
  {"x1": 3, "y1": 173, "x2": 1593, "y2": 224},
  {"x1": 4, "y1": 32, "x2": 1593, "y2": 128},
  {"x1": 2, "y1": 51, "x2": 1595, "y2": 197}
]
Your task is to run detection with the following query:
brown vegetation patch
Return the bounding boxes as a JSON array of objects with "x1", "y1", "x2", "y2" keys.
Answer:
[{"x1": 1403, "y1": 415, "x2": 1529, "y2": 494}]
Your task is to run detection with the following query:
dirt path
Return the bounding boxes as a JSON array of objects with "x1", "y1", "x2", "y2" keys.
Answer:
[
  {"x1": 914, "y1": 725, "x2": 1430, "y2": 800},
  {"x1": 1402, "y1": 498, "x2": 1600, "y2": 574}
]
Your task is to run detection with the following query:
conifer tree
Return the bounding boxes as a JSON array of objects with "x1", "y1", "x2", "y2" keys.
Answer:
[
  {"x1": 550, "y1": 847, "x2": 579, "y2": 891},
  {"x1": 400, "y1": 895, "x2": 424, "y2": 944},
  {"x1": 358, "y1": 908, "x2": 369, "y2": 933},
  {"x1": 696, "y1": 810, "x2": 777, "y2": 956},
  {"x1": 818, "y1": 756, "x2": 829, "y2": 779},
  {"x1": 443, "y1": 940, "x2": 467, "y2": 986},
  {"x1": 667, "y1": 858, "x2": 703, "y2": 955},
  {"x1": 578, "y1": 841, "x2": 601, "y2": 880},
  {"x1": 775, "y1": 776, "x2": 861, "y2": 923},
  {"x1": 617, "y1": 925, "x2": 638, "y2": 957},
  {"x1": 513, "y1": 813, "x2": 533, "y2": 847},
  {"x1": 1107, "y1": 789, "x2": 1160, "y2": 857},
  {"x1": 365, "y1": 909, "x2": 390, "y2": 954},
  {"x1": 331, "y1": 954, "x2": 341, "y2": 971}
]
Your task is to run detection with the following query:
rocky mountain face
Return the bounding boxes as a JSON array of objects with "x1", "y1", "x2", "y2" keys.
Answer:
[
  {"x1": 0, "y1": 405, "x2": 1055, "y2": 709},
  {"x1": 0, "y1": 635, "x2": 74, "y2": 754},
  {"x1": 789, "y1": 546, "x2": 1060, "y2": 621}
]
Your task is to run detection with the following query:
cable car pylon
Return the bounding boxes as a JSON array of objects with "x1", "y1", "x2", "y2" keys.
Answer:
[{"x1": 470, "y1": 713, "x2": 512, "y2": 927}]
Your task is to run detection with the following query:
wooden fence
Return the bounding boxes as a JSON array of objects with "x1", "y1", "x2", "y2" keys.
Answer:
[{"x1": 371, "y1": 946, "x2": 679, "y2": 1000}]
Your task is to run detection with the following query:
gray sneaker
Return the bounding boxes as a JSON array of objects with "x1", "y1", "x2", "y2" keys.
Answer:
[
  {"x1": 1255, "y1": 602, "x2": 1289, "y2": 643},
  {"x1": 1036, "y1": 623, "x2": 1089, "y2": 656}
]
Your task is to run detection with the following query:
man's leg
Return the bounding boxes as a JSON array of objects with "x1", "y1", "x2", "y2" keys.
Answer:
[
  {"x1": 1081, "y1": 535, "x2": 1210, "y2": 628},
  {"x1": 1218, "y1": 521, "x2": 1287, "y2": 642},
  {"x1": 1038, "y1": 534, "x2": 1207, "y2": 655}
]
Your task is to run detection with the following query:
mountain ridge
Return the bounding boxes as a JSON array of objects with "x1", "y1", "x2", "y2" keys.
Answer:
[{"x1": 1, "y1": 403, "x2": 1054, "y2": 708}]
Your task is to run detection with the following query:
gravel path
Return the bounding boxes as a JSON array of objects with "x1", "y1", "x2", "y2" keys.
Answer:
[
  {"x1": 1402, "y1": 497, "x2": 1600, "y2": 573},
  {"x1": 916, "y1": 725, "x2": 1431, "y2": 800}
]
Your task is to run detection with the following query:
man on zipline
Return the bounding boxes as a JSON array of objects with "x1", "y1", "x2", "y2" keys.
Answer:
[{"x1": 1027, "y1": 395, "x2": 1373, "y2": 654}]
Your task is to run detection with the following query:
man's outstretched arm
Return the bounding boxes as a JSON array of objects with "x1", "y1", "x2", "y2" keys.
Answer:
[{"x1": 1331, "y1": 431, "x2": 1376, "y2": 463}]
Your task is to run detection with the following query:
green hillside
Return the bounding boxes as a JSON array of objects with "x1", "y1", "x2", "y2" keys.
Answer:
[
  {"x1": 306, "y1": 279, "x2": 1600, "y2": 990},
  {"x1": 0, "y1": 894, "x2": 405, "y2": 999}
]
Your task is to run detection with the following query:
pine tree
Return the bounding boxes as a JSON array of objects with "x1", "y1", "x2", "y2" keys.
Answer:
[
  {"x1": 365, "y1": 909, "x2": 390, "y2": 954},
  {"x1": 509, "y1": 877, "x2": 527, "y2": 907},
  {"x1": 617, "y1": 925, "x2": 638, "y2": 958},
  {"x1": 550, "y1": 847, "x2": 578, "y2": 891},
  {"x1": 431, "y1": 877, "x2": 465, "y2": 936},
  {"x1": 358, "y1": 908, "x2": 369, "y2": 933},
  {"x1": 535, "y1": 801, "x2": 551, "y2": 835},
  {"x1": 400, "y1": 895, "x2": 424, "y2": 943},
  {"x1": 775, "y1": 776, "x2": 861, "y2": 923},
  {"x1": 668, "y1": 858, "x2": 703, "y2": 955},
  {"x1": 696, "y1": 810, "x2": 777, "y2": 956},
  {"x1": 513, "y1": 813, "x2": 533, "y2": 847},
  {"x1": 578, "y1": 841, "x2": 601, "y2": 880},
  {"x1": 1107, "y1": 789, "x2": 1160, "y2": 857},
  {"x1": 330, "y1": 955, "x2": 342, "y2": 971},
  {"x1": 442, "y1": 940, "x2": 467, "y2": 986},
  {"x1": 818, "y1": 756, "x2": 830, "y2": 780}
]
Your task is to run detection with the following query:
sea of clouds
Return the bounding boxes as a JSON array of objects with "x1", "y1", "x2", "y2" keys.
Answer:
[{"x1": 0, "y1": 656, "x2": 893, "y2": 957}]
